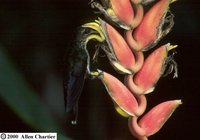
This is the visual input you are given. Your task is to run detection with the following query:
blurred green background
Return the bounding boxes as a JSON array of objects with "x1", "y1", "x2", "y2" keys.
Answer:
[{"x1": 0, "y1": 0, "x2": 199, "y2": 140}]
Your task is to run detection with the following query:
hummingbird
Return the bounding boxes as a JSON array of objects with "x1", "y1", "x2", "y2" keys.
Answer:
[{"x1": 63, "y1": 27, "x2": 102, "y2": 125}]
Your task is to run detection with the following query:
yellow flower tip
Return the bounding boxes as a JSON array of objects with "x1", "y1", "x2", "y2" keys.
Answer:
[
  {"x1": 175, "y1": 99, "x2": 182, "y2": 105},
  {"x1": 114, "y1": 103, "x2": 130, "y2": 118},
  {"x1": 167, "y1": 44, "x2": 178, "y2": 51},
  {"x1": 107, "y1": 8, "x2": 116, "y2": 17},
  {"x1": 170, "y1": 0, "x2": 177, "y2": 4},
  {"x1": 172, "y1": 100, "x2": 182, "y2": 111},
  {"x1": 96, "y1": 69, "x2": 103, "y2": 78},
  {"x1": 85, "y1": 34, "x2": 104, "y2": 45},
  {"x1": 94, "y1": 19, "x2": 100, "y2": 24},
  {"x1": 112, "y1": 61, "x2": 133, "y2": 74},
  {"x1": 90, "y1": 71, "x2": 100, "y2": 77},
  {"x1": 82, "y1": 22, "x2": 100, "y2": 29},
  {"x1": 143, "y1": 87, "x2": 155, "y2": 94},
  {"x1": 82, "y1": 21, "x2": 105, "y2": 41}
]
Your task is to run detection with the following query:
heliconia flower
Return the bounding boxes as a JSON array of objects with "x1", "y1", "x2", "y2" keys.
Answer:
[
  {"x1": 82, "y1": 19, "x2": 144, "y2": 74},
  {"x1": 125, "y1": 43, "x2": 178, "y2": 95},
  {"x1": 91, "y1": 0, "x2": 144, "y2": 30},
  {"x1": 100, "y1": 19, "x2": 144, "y2": 74},
  {"x1": 125, "y1": 0, "x2": 175, "y2": 51},
  {"x1": 98, "y1": 70, "x2": 139, "y2": 116},
  {"x1": 114, "y1": 94, "x2": 147, "y2": 117},
  {"x1": 128, "y1": 100, "x2": 182, "y2": 138}
]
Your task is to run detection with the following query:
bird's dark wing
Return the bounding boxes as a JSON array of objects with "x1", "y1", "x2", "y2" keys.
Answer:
[
  {"x1": 64, "y1": 57, "x2": 87, "y2": 124},
  {"x1": 64, "y1": 28, "x2": 95, "y2": 124},
  {"x1": 64, "y1": 60, "x2": 87, "y2": 108}
]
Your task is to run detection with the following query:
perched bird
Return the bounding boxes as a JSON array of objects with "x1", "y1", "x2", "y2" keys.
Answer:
[{"x1": 63, "y1": 27, "x2": 101, "y2": 124}]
